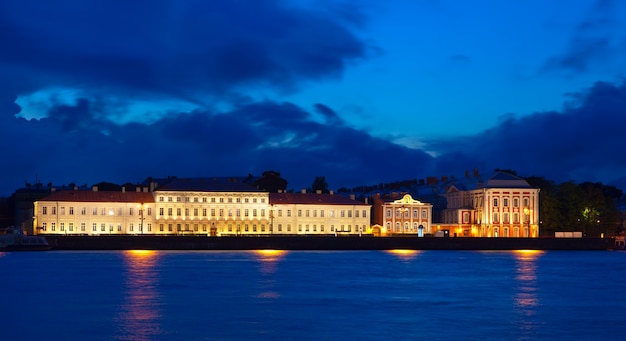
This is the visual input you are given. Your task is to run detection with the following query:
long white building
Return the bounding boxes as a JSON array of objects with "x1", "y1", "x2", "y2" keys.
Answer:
[{"x1": 33, "y1": 177, "x2": 371, "y2": 236}]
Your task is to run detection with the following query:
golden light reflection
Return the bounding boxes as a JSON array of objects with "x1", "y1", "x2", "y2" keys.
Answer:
[
  {"x1": 386, "y1": 249, "x2": 420, "y2": 261},
  {"x1": 513, "y1": 249, "x2": 543, "y2": 335},
  {"x1": 252, "y1": 250, "x2": 287, "y2": 275},
  {"x1": 252, "y1": 250, "x2": 287, "y2": 299},
  {"x1": 116, "y1": 250, "x2": 161, "y2": 341}
]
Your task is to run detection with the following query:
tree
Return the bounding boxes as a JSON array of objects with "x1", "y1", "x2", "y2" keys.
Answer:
[
  {"x1": 311, "y1": 176, "x2": 329, "y2": 194},
  {"x1": 254, "y1": 171, "x2": 288, "y2": 193},
  {"x1": 525, "y1": 176, "x2": 561, "y2": 236}
]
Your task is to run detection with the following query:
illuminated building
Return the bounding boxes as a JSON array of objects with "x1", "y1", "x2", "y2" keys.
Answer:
[
  {"x1": 33, "y1": 177, "x2": 371, "y2": 236},
  {"x1": 372, "y1": 193, "x2": 432, "y2": 236},
  {"x1": 33, "y1": 188, "x2": 155, "y2": 235},
  {"x1": 440, "y1": 172, "x2": 540, "y2": 237},
  {"x1": 270, "y1": 191, "x2": 371, "y2": 235}
]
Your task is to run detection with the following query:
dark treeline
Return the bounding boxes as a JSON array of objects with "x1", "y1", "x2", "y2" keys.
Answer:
[{"x1": 525, "y1": 177, "x2": 623, "y2": 237}]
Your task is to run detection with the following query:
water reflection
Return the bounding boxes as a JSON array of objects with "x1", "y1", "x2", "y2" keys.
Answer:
[
  {"x1": 513, "y1": 250, "x2": 543, "y2": 336},
  {"x1": 386, "y1": 249, "x2": 421, "y2": 262},
  {"x1": 252, "y1": 250, "x2": 287, "y2": 274},
  {"x1": 116, "y1": 250, "x2": 161, "y2": 341},
  {"x1": 252, "y1": 250, "x2": 287, "y2": 299}
]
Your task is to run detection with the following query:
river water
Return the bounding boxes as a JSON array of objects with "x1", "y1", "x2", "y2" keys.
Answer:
[{"x1": 1, "y1": 250, "x2": 625, "y2": 340}]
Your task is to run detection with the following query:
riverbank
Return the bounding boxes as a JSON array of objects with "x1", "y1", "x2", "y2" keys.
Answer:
[{"x1": 42, "y1": 235, "x2": 615, "y2": 251}]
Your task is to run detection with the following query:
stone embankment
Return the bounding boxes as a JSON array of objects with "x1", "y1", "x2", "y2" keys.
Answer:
[{"x1": 43, "y1": 235, "x2": 615, "y2": 251}]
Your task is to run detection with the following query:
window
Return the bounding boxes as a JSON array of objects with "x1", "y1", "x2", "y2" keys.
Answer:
[
  {"x1": 463, "y1": 212, "x2": 470, "y2": 224},
  {"x1": 92, "y1": 223, "x2": 97, "y2": 232},
  {"x1": 159, "y1": 196, "x2": 164, "y2": 202},
  {"x1": 118, "y1": 208, "x2": 123, "y2": 216},
  {"x1": 60, "y1": 223, "x2": 65, "y2": 231},
  {"x1": 261, "y1": 209, "x2": 265, "y2": 217},
  {"x1": 147, "y1": 224, "x2": 152, "y2": 232},
  {"x1": 130, "y1": 223, "x2": 134, "y2": 232},
  {"x1": 69, "y1": 223, "x2": 74, "y2": 232},
  {"x1": 513, "y1": 198, "x2": 519, "y2": 207},
  {"x1": 278, "y1": 224, "x2": 282, "y2": 232},
  {"x1": 236, "y1": 209, "x2": 241, "y2": 217},
  {"x1": 51, "y1": 223, "x2": 56, "y2": 231},
  {"x1": 513, "y1": 213, "x2": 519, "y2": 223},
  {"x1": 160, "y1": 224, "x2": 164, "y2": 232},
  {"x1": 159, "y1": 208, "x2": 164, "y2": 216},
  {"x1": 177, "y1": 208, "x2": 181, "y2": 216},
  {"x1": 80, "y1": 223, "x2": 85, "y2": 232},
  {"x1": 59, "y1": 207, "x2": 65, "y2": 215},
  {"x1": 168, "y1": 197, "x2": 172, "y2": 202},
  {"x1": 348, "y1": 210, "x2": 352, "y2": 218},
  {"x1": 42, "y1": 207, "x2": 47, "y2": 215},
  {"x1": 355, "y1": 210, "x2": 359, "y2": 218},
  {"x1": 93, "y1": 208, "x2": 98, "y2": 215},
  {"x1": 493, "y1": 212, "x2": 499, "y2": 223},
  {"x1": 168, "y1": 208, "x2": 173, "y2": 216},
  {"x1": 306, "y1": 210, "x2": 310, "y2": 217},
  {"x1": 51, "y1": 207, "x2": 56, "y2": 215},
  {"x1": 287, "y1": 210, "x2": 291, "y2": 217},
  {"x1": 422, "y1": 210, "x2": 427, "y2": 219},
  {"x1": 244, "y1": 209, "x2": 249, "y2": 217},
  {"x1": 203, "y1": 208, "x2": 207, "y2": 217},
  {"x1": 363, "y1": 210, "x2": 367, "y2": 218},
  {"x1": 503, "y1": 198, "x2": 509, "y2": 207},
  {"x1": 320, "y1": 210, "x2": 324, "y2": 217},
  {"x1": 101, "y1": 224, "x2": 106, "y2": 232},
  {"x1": 413, "y1": 210, "x2": 418, "y2": 218},
  {"x1": 228, "y1": 198, "x2": 232, "y2": 203},
  {"x1": 287, "y1": 224, "x2": 292, "y2": 232},
  {"x1": 493, "y1": 198, "x2": 498, "y2": 207},
  {"x1": 211, "y1": 208, "x2": 216, "y2": 216},
  {"x1": 523, "y1": 198, "x2": 529, "y2": 207},
  {"x1": 298, "y1": 210, "x2": 302, "y2": 217},
  {"x1": 69, "y1": 207, "x2": 74, "y2": 215},
  {"x1": 42, "y1": 222, "x2": 47, "y2": 231},
  {"x1": 503, "y1": 213, "x2": 509, "y2": 223},
  {"x1": 253, "y1": 209, "x2": 257, "y2": 217}
]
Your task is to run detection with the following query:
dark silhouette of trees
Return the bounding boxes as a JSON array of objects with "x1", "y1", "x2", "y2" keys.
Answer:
[
  {"x1": 254, "y1": 171, "x2": 288, "y2": 193},
  {"x1": 311, "y1": 176, "x2": 329, "y2": 194}
]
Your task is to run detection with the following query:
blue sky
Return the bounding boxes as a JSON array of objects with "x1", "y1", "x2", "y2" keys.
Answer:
[{"x1": 1, "y1": 0, "x2": 626, "y2": 196}]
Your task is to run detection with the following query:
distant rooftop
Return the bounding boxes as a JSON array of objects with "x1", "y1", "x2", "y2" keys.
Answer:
[
  {"x1": 155, "y1": 177, "x2": 262, "y2": 193},
  {"x1": 38, "y1": 190, "x2": 155, "y2": 203},
  {"x1": 270, "y1": 193, "x2": 369, "y2": 206}
]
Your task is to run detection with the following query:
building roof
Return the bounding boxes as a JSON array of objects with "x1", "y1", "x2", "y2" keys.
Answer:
[
  {"x1": 155, "y1": 177, "x2": 263, "y2": 193},
  {"x1": 270, "y1": 193, "x2": 369, "y2": 206},
  {"x1": 38, "y1": 190, "x2": 155, "y2": 203}
]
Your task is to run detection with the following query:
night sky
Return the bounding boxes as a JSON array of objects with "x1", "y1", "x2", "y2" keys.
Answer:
[{"x1": 1, "y1": 0, "x2": 626, "y2": 196}]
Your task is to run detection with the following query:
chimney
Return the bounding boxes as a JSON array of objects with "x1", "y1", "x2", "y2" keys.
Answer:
[
  {"x1": 122, "y1": 187, "x2": 125, "y2": 193},
  {"x1": 465, "y1": 169, "x2": 469, "y2": 178},
  {"x1": 136, "y1": 187, "x2": 140, "y2": 192},
  {"x1": 92, "y1": 186, "x2": 98, "y2": 192},
  {"x1": 51, "y1": 187, "x2": 56, "y2": 192},
  {"x1": 329, "y1": 190, "x2": 334, "y2": 195},
  {"x1": 350, "y1": 194, "x2": 356, "y2": 200},
  {"x1": 316, "y1": 190, "x2": 322, "y2": 194},
  {"x1": 473, "y1": 168, "x2": 479, "y2": 177},
  {"x1": 301, "y1": 189, "x2": 306, "y2": 194}
]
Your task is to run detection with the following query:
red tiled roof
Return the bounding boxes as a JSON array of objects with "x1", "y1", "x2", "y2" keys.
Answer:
[
  {"x1": 269, "y1": 193, "x2": 369, "y2": 206},
  {"x1": 38, "y1": 190, "x2": 155, "y2": 203}
]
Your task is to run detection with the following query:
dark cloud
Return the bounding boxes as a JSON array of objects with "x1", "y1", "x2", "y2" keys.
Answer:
[
  {"x1": 541, "y1": 0, "x2": 623, "y2": 75},
  {"x1": 427, "y1": 80, "x2": 626, "y2": 189},
  {"x1": 0, "y1": 0, "x2": 370, "y2": 100},
  {"x1": 0, "y1": 91, "x2": 435, "y2": 195}
]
